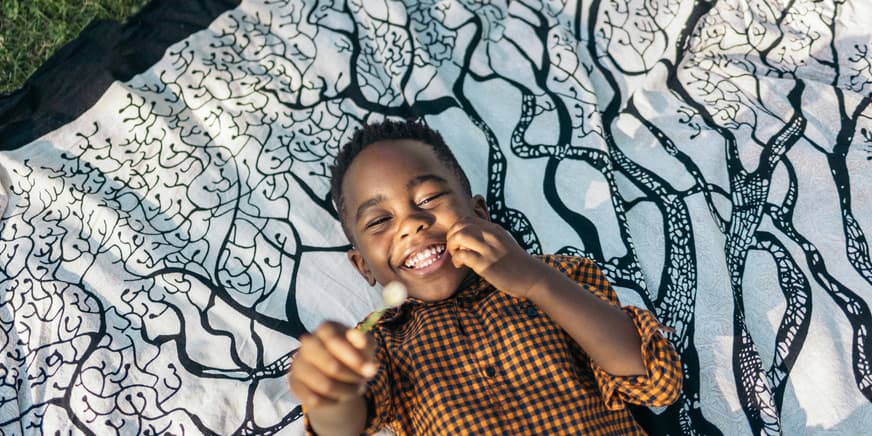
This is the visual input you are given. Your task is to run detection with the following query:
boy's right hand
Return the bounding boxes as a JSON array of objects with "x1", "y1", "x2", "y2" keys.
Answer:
[{"x1": 288, "y1": 321, "x2": 378, "y2": 409}]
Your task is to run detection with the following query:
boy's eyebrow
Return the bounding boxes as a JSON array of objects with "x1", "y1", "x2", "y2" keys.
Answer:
[
  {"x1": 406, "y1": 174, "x2": 449, "y2": 190},
  {"x1": 355, "y1": 194, "x2": 387, "y2": 223},
  {"x1": 354, "y1": 175, "x2": 450, "y2": 223}
]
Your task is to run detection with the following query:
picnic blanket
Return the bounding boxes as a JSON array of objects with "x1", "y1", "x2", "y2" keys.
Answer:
[{"x1": 2, "y1": 0, "x2": 871, "y2": 434}]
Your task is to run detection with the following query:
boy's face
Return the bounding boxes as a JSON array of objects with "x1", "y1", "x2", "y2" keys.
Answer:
[{"x1": 342, "y1": 139, "x2": 488, "y2": 302}]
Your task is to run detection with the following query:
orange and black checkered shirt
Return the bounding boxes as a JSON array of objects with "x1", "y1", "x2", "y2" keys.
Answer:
[{"x1": 309, "y1": 254, "x2": 682, "y2": 435}]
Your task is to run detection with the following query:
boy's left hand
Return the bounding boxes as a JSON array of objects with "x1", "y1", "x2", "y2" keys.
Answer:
[{"x1": 446, "y1": 216, "x2": 550, "y2": 299}]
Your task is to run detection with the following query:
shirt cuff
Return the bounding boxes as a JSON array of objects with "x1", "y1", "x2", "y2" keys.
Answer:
[
  {"x1": 589, "y1": 306, "x2": 683, "y2": 410},
  {"x1": 362, "y1": 336, "x2": 397, "y2": 434},
  {"x1": 361, "y1": 385, "x2": 391, "y2": 435}
]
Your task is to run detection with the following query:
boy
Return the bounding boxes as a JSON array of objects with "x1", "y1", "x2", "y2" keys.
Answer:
[{"x1": 288, "y1": 119, "x2": 682, "y2": 435}]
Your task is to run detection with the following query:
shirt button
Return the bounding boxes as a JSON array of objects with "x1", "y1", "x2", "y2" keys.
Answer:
[
  {"x1": 484, "y1": 366, "x2": 496, "y2": 378},
  {"x1": 525, "y1": 305, "x2": 538, "y2": 318}
]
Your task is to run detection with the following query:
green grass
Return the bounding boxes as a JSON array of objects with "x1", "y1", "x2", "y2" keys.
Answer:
[{"x1": 0, "y1": 0, "x2": 150, "y2": 93}]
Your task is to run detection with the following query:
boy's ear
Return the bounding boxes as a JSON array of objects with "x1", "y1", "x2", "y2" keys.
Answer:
[
  {"x1": 347, "y1": 248, "x2": 377, "y2": 286},
  {"x1": 472, "y1": 194, "x2": 490, "y2": 221}
]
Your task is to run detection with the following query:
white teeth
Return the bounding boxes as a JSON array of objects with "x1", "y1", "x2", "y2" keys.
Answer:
[{"x1": 404, "y1": 244, "x2": 445, "y2": 269}]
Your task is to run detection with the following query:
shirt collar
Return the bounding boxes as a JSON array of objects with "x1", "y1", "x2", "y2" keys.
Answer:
[{"x1": 378, "y1": 273, "x2": 492, "y2": 324}]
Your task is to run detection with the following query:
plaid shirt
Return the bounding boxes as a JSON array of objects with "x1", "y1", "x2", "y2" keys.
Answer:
[{"x1": 306, "y1": 254, "x2": 682, "y2": 435}]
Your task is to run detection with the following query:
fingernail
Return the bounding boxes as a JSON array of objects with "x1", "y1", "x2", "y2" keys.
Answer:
[
  {"x1": 346, "y1": 329, "x2": 366, "y2": 348},
  {"x1": 362, "y1": 363, "x2": 378, "y2": 377}
]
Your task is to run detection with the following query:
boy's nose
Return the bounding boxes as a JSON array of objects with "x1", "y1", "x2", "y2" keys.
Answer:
[
  {"x1": 399, "y1": 214, "x2": 431, "y2": 238},
  {"x1": 401, "y1": 224, "x2": 425, "y2": 238}
]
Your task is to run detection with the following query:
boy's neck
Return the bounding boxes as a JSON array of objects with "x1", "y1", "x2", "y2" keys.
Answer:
[{"x1": 455, "y1": 269, "x2": 481, "y2": 294}]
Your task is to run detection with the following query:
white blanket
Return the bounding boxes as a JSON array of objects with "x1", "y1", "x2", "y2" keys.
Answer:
[{"x1": 1, "y1": 0, "x2": 871, "y2": 434}]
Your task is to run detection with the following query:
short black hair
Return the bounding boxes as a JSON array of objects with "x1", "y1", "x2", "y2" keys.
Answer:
[{"x1": 330, "y1": 119, "x2": 472, "y2": 236}]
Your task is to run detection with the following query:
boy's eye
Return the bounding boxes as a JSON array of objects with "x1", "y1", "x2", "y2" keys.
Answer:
[
  {"x1": 365, "y1": 216, "x2": 390, "y2": 229},
  {"x1": 418, "y1": 192, "x2": 446, "y2": 207}
]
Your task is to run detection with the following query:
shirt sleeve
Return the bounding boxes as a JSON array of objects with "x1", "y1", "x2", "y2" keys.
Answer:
[
  {"x1": 360, "y1": 325, "x2": 397, "y2": 434},
  {"x1": 589, "y1": 304, "x2": 683, "y2": 410},
  {"x1": 559, "y1": 255, "x2": 683, "y2": 411}
]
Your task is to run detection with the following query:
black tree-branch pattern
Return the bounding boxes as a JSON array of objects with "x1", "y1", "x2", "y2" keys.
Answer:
[{"x1": 1, "y1": 0, "x2": 871, "y2": 434}]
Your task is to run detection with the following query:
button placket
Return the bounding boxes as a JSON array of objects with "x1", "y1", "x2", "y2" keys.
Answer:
[
  {"x1": 461, "y1": 298, "x2": 501, "y2": 381},
  {"x1": 484, "y1": 365, "x2": 496, "y2": 378}
]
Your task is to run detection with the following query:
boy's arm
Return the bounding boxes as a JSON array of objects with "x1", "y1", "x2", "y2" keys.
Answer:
[
  {"x1": 448, "y1": 216, "x2": 681, "y2": 406},
  {"x1": 522, "y1": 259, "x2": 648, "y2": 376},
  {"x1": 537, "y1": 255, "x2": 682, "y2": 408},
  {"x1": 446, "y1": 216, "x2": 650, "y2": 376}
]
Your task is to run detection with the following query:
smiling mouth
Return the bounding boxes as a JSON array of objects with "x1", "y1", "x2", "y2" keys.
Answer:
[{"x1": 402, "y1": 243, "x2": 447, "y2": 270}]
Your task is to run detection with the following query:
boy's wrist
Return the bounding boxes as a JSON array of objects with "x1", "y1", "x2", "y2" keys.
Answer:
[
  {"x1": 517, "y1": 258, "x2": 564, "y2": 302},
  {"x1": 306, "y1": 395, "x2": 368, "y2": 436}
]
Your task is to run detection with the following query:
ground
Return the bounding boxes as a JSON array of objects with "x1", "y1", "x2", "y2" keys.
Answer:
[{"x1": 0, "y1": 0, "x2": 149, "y2": 93}]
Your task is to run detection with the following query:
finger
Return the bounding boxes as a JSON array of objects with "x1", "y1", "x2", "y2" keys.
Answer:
[
  {"x1": 346, "y1": 329, "x2": 377, "y2": 362},
  {"x1": 315, "y1": 324, "x2": 378, "y2": 378},
  {"x1": 294, "y1": 357, "x2": 367, "y2": 400},
  {"x1": 450, "y1": 247, "x2": 485, "y2": 270},
  {"x1": 446, "y1": 217, "x2": 483, "y2": 241},
  {"x1": 448, "y1": 229, "x2": 490, "y2": 251},
  {"x1": 299, "y1": 335, "x2": 370, "y2": 384},
  {"x1": 294, "y1": 361, "x2": 364, "y2": 401},
  {"x1": 345, "y1": 328, "x2": 367, "y2": 349},
  {"x1": 446, "y1": 227, "x2": 490, "y2": 259},
  {"x1": 446, "y1": 235, "x2": 481, "y2": 270},
  {"x1": 482, "y1": 224, "x2": 518, "y2": 248},
  {"x1": 289, "y1": 374, "x2": 340, "y2": 408}
]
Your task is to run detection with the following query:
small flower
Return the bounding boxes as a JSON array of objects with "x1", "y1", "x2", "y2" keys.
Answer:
[
  {"x1": 382, "y1": 281, "x2": 407, "y2": 308},
  {"x1": 358, "y1": 281, "x2": 407, "y2": 333}
]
